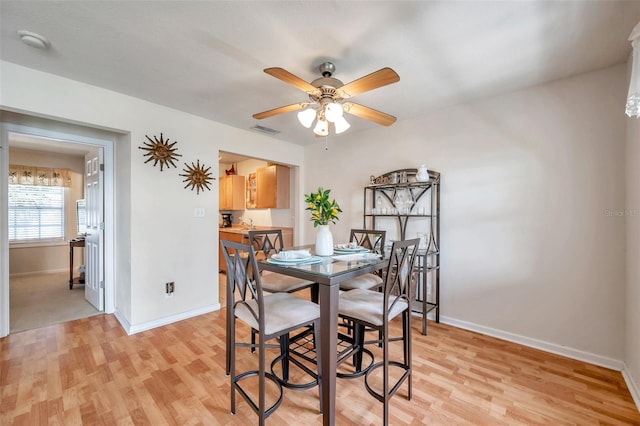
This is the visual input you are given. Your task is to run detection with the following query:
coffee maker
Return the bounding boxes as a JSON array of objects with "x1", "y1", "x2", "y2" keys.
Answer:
[{"x1": 221, "y1": 213, "x2": 233, "y2": 228}]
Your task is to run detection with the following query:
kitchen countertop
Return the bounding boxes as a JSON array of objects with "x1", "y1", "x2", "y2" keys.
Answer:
[{"x1": 219, "y1": 226, "x2": 290, "y2": 235}]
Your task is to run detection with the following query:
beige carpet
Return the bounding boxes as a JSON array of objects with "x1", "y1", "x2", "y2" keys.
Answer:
[{"x1": 10, "y1": 271, "x2": 101, "y2": 334}]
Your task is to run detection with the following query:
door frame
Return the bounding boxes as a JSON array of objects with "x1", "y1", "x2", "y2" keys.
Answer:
[{"x1": 0, "y1": 123, "x2": 115, "y2": 337}]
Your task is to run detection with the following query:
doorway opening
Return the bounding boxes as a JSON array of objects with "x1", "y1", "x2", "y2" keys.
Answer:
[{"x1": 1, "y1": 122, "x2": 115, "y2": 337}]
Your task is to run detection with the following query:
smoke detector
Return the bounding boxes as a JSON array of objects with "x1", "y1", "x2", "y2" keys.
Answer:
[{"x1": 17, "y1": 30, "x2": 50, "y2": 50}]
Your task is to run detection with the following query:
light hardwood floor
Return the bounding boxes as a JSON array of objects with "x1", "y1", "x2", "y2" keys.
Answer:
[{"x1": 1, "y1": 285, "x2": 639, "y2": 425}]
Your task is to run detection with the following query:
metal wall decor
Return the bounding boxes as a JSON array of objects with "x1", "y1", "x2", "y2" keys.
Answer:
[
  {"x1": 180, "y1": 159, "x2": 214, "y2": 194},
  {"x1": 139, "y1": 133, "x2": 182, "y2": 171}
]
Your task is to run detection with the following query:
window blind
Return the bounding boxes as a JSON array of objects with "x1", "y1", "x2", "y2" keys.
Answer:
[{"x1": 8, "y1": 184, "x2": 65, "y2": 242}]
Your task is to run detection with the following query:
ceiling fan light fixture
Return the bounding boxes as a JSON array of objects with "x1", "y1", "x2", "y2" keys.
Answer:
[
  {"x1": 626, "y1": 22, "x2": 640, "y2": 118},
  {"x1": 313, "y1": 118, "x2": 329, "y2": 136},
  {"x1": 297, "y1": 108, "x2": 316, "y2": 128},
  {"x1": 324, "y1": 102, "x2": 343, "y2": 122},
  {"x1": 254, "y1": 62, "x2": 399, "y2": 138},
  {"x1": 333, "y1": 116, "x2": 351, "y2": 134}
]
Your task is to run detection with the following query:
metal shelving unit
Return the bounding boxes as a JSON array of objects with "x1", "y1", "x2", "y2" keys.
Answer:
[{"x1": 363, "y1": 168, "x2": 440, "y2": 335}]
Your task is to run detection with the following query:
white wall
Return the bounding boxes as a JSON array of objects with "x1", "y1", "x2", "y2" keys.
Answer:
[
  {"x1": 1, "y1": 61, "x2": 305, "y2": 332},
  {"x1": 626, "y1": 100, "x2": 640, "y2": 402},
  {"x1": 304, "y1": 65, "x2": 628, "y2": 366}
]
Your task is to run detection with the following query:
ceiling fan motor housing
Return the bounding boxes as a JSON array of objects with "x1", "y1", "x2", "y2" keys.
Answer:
[
  {"x1": 309, "y1": 78, "x2": 344, "y2": 104},
  {"x1": 318, "y1": 61, "x2": 336, "y2": 77},
  {"x1": 311, "y1": 64, "x2": 343, "y2": 105}
]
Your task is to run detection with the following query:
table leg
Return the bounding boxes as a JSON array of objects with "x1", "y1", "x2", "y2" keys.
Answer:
[
  {"x1": 319, "y1": 283, "x2": 338, "y2": 426},
  {"x1": 69, "y1": 243, "x2": 74, "y2": 289}
]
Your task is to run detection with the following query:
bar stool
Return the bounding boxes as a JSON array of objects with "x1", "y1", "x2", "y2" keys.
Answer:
[
  {"x1": 221, "y1": 240, "x2": 322, "y2": 425},
  {"x1": 339, "y1": 229, "x2": 386, "y2": 291},
  {"x1": 247, "y1": 230, "x2": 319, "y2": 389},
  {"x1": 338, "y1": 238, "x2": 420, "y2": 425}
]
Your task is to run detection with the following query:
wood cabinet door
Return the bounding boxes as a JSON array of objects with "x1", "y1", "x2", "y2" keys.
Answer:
[
  {"x1": 219, "y1": 175, "x2": 245, "y2": 210},
  {"x1": 255, "y1": 165, "x2": 289, "y2": 209},
  {"x1": 255, "y1": 166, "x2": 276, "y2": 208},
  {"x1": 219, "y1": 176, "x2": 230, "y2": 210},
  {"x1": 229, "y1": 175, "x2": 245, "y2": 210},
  {"x1": 219, "y1": 231, "x2": 247, "y2": 272}
]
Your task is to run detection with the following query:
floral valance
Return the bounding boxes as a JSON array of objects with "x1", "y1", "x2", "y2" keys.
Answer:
[{"x1": 8, "y1": 164, "x2": 72, "y2": 187}]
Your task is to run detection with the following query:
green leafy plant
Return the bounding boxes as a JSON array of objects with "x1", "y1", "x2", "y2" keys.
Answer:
[{"x1": 304, "y1": 187, "x2": 342, "y2": 227}]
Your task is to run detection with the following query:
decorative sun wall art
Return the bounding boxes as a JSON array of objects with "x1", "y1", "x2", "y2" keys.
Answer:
[
  {"x1": 180, "y1": 159, "x2": 215, "y2": 194},
  {"x1": 138, "y1": 133, "x2": 182, "y2": 171}
]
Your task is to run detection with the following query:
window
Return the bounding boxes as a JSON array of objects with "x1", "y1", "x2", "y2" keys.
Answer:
[
  {"x1": 76, "y1": 199, "x2": 86, "y2": 235},
  {"x1": 9, "y1": 184, "x2": 65, "y2": 242}
]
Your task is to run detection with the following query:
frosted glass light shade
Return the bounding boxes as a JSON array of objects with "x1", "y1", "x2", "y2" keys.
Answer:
[
  {"x1": 626, "y1": 22, "x2": 640, "y2": 118},
  {"x1": 297, "y1": 108, "x2": 316, "y2": 128},
  {"x1": 313, "y1": 118, "x2": 328, "y2": 136},
  {"x1": 333, "y1": 116, "x2": 351, "y2": 134},
  {"x1": 324, "y1": 102, "x2": 344, "y2": 122},
  {"x1": 626, "y1": 41, "x2": 640, "y2": 117}
]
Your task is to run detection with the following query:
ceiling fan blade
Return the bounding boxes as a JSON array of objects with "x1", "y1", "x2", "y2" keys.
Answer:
[
  {"x1": 335, "y1": 68, "x2": 400, "y2": 98},
  {"x1": 343, "y1": 102, "x2": 397, "y2": 126},
  {"x1": 252, "y1": 102, "x2": 310, "y2": 120},
  {"x1": 264, "y1": 67, "x2": 321, "y2": 96}
]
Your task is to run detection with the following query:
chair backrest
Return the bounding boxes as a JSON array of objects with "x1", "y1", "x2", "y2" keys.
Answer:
[
  {"x1": 350, "y1": 229, "x2": 386, "y2": 255},
  {"x1": 220, "y1": 239, "x2": 265, "y2": 329},
  {"x1": 248, "y1": 229, "x2": 284, "y2": 260},
  {"x1": 383, "y1": 238, "x2": 420, "y2": 317}
]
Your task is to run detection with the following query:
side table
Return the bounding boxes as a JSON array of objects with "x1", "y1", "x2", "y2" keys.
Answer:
[{"x1": 69, "y1": 237, "x2": 85, "y2": 289}]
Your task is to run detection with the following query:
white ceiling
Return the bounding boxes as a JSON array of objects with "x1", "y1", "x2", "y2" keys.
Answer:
[
  {"x1": 8, "y1": 132, "x2": 91, "y2": 157},
  {"x1": 2, "y1": 1, "x2": 640, "y2": 147}
]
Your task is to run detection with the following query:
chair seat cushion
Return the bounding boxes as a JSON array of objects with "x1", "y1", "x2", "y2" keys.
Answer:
[
  {"x1": 261, "y1": 271, "x2": 315, "y2": 293},
  {"x1": 338, "y1": 289, "x2": 408, "y2": 327},
  {"x1": 339, "y1": 273, "x2": 383, "y2": 290},
  {"x1": 236, "y1": 293, "x2": 320, "y2": 336}
]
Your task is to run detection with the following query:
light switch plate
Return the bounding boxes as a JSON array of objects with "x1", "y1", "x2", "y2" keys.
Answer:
[{"x1": 194, "y1": 207, "x2": 205, "y2": 217}]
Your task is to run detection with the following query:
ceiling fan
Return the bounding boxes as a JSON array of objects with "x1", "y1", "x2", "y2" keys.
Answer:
[{"x1": 252, "y1": 62, "x2": 400, "y2": 136}]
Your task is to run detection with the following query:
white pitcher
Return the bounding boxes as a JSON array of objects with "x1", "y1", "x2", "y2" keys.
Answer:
[{"x1": 416, "y1": 164, "x2": 429, "y2": 182}]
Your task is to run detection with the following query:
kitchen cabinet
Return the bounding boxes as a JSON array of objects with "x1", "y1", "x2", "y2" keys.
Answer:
[
  {"x1": 363, "y1": 168, "x2": 441, "y2": 335},
  {"x1": 219, "y1": 175, "x2": 245, "y2": 210},
  {"x1": 218, "y1": 229, "x2": 248, "y2": 273},
  {"x1": 254, "y1": 165, "x2": 290, "y2": 209}
]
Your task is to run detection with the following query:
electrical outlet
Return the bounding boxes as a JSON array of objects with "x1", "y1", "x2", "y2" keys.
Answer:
[{"x1": 166, "y1": 282, "x2": 175, "y2": 295}]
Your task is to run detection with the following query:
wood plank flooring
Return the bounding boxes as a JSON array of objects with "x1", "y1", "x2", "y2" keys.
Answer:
[{"x1": 2, "y1": 297, "x2": 639, "y2": 424}]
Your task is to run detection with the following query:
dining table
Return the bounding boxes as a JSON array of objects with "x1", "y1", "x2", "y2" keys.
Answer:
[{"x1": 258, "y1": 244, "x2": 387, "y2": 426}]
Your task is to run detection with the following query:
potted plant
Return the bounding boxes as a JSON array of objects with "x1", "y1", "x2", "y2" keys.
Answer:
[{"x1": 305, "y1": 187, "x2": 342, "y2": 255}]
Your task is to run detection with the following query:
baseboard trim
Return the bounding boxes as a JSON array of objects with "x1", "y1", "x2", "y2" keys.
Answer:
[
  {"x1": 440, "y1": 316, "x2": 625, "y2": 371},
  {"x1": 622, "y1": 365, "x2": 640, "y2": 412},
  {"x1": 9, "y1": 268, "x2": 68, "y2": 277},
  {"x1": 113, "y1": 309, "x2": 131, "y2": 333},
  {"x1": 114, "y1": 303, "x2": 221, "y2": 335}
]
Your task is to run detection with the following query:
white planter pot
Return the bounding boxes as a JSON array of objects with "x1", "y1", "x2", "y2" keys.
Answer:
[{"x1": 315, "y1": 225, "x2": 334, "y2": 256}]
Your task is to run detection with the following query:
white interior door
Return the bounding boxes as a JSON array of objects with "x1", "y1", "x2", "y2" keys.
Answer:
[{"x1": 84, "y1": 149, "x2": 104, "y2": 310}]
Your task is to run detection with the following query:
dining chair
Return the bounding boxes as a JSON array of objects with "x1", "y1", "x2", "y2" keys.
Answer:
[
  {"x1": 339, "y1": 229, "x2": 386, "y2": 291},
  {"x1": 221, "y1": 239, "x2": 322, "y2": 425},
  {"x1": 336, "y1": 229, "x2": 387, "y2": 359},
  {"x1": 337, "y1": 238, "x2": 420, "y2": 425},
  {"x1": 246, "y1": 229, "x2": 319, "y2": 389},
  {"x1": 248, "y1": 229, "x2": 317, "y2": 294}
]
